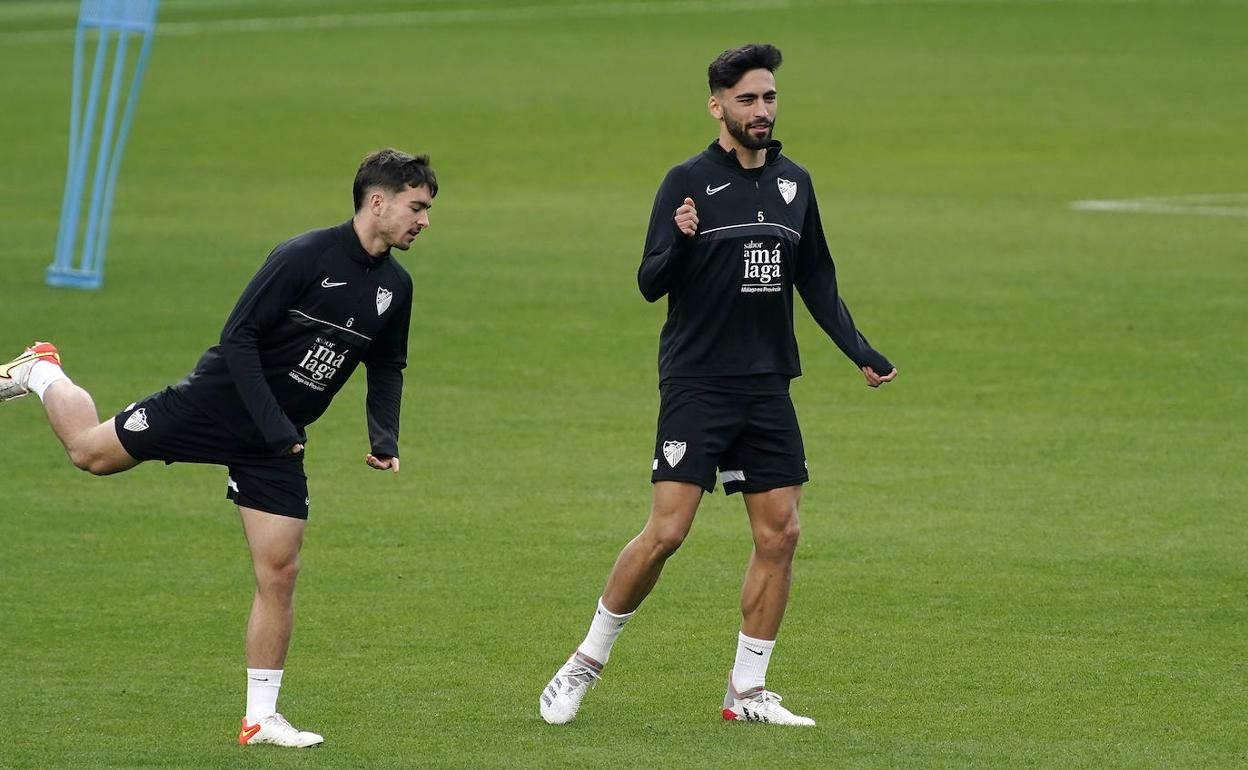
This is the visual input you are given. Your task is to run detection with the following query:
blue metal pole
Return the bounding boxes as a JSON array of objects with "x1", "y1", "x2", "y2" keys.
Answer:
[
  {"x1": 52, "y1": 25, "x2": 88, "y2": 273},
  {"x1": 93, "y1": 11, "x2": 158, "y2": 283},
  {"x1": 80, "y1": 29, "x2": 130, "y2": 279},
  {"x1": 48, "y1": 0, "x2": 160, "y2": 290},
  {"x1": 59, "y1": 30, "x2": 112, "y2": 277}
]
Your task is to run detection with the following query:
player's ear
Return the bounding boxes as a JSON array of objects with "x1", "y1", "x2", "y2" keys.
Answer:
[
  {"x1": 708, "y1": 94, "x2": 723, "y2": 121},
  {"x1": 369, "y1": 190, "x2": 385, "y2": 214}
]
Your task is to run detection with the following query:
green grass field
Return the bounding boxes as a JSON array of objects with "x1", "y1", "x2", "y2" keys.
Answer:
[{"x1": 2, "y1": 1, "x2": 1245, "y2": 767}]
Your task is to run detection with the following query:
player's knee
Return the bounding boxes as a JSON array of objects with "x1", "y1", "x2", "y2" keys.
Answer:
[
  {"x1": 647, "y1": 527, "x2": 688, "y2": 559},
  {"x1": 67, "y1": 446, "x2": 93, "y2": 473},
  {"x1": 756, "y1": 517, "x2": 800, "y2": 559},
  {"x1": 258, "y1": 557, "x2": 301, "y2": 595},
  {"x1": 68, "y1": 444, "x2": 110, "y2": 475},
  {"x1": 274, "y1": 559, "x2": 301, "y2": 588}
]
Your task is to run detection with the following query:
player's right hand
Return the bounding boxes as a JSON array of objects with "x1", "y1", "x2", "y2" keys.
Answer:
[
  {"x1": 366, "y1": 453, "x2": 400, "y2": 473},
  {"x1": 674, "y1": 197, "x2": 699, "y2": 237},
  {"x1": 290, "y1": 443, "x2": 305, "y2": 454},
  {"x1": 862, "y1": 366, "x2": 897, "y2": 388}
]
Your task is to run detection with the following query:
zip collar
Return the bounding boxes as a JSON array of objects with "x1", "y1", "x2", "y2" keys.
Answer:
[
  {"x1": 338, "y1": 219, "x2": 391, "y2": 266},
  {"x1": 704, "y1": 138, "x2": 784, "y2": 170}
]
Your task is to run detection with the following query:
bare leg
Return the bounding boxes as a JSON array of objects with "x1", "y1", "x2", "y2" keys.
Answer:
[
  {"x1": 239, "y1": 506, "x2": 306, "y2": 669},
  {"x1": 600, "y1": 480, "x2": 703, "y2": 615},
  {"x1": 40, "y1": 380, "x2": 138, "y2": 475},
  {"x1": 739, "y1": 485, "x2": 802, "y2": 640},
  {"x1": 539, "y1": 482, "x2": 704, "y2": 725}
]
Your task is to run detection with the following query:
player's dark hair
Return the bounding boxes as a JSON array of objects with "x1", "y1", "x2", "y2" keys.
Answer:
[
  {"x1": 707, "y1": 43, "x2": 783, "y2": 92},
  {"x1": 353, "y1": 148, "x2": 438, "y2": 211}
]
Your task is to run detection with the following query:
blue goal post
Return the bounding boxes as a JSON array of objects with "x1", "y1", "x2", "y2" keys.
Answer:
[{"x1": 47, "y1": 0, "x2": 159, "y2": 290}]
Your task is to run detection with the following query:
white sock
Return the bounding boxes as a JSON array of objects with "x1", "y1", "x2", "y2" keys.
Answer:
[
  {"x1": 28, "y1": 360, "x2": 70, "y2": 401},
  {"x1": 575, "y1": 597, "x2": 634, "y2": 666},
  {"x1": 245, "y1": 668, "x2": 283, "y2": 722},
  {"x1": 731, "y1": 632, "x2": 775, "y2": 694}
]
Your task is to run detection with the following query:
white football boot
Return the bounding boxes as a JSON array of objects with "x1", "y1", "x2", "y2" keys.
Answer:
[
  {"x1": 722, "y1": 674, "x2": 816, "y2": 727},
  {"x1": 238, "y1": 713, "x2": 324, "y2": 747},
  {"x1": 539, "y1": 650, "x2": 603, "y2": 724},
  {"x1": 0, "y1": 341, "x2": 61, "y2": 402}
]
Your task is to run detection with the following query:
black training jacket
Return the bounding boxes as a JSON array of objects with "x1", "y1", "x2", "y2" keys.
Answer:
[
  {"x1": 638, "y1": 140, "x2": 891, "y2": 383},
  {"x1": 173, "y1": 220, "x2": 412, "y2": 457}
]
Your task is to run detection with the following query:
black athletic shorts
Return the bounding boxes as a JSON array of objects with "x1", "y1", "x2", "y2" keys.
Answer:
[
  {"x1": 650, "y1": 382, "x2": 808, "y2": 495},
  {"x1": 113, "y1": 387, "x2": 310, "y2": 519}
]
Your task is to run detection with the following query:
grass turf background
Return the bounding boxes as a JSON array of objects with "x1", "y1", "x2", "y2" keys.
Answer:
[{"x1": 1, "y1": 1, "x2": 1245, "y2": 767}]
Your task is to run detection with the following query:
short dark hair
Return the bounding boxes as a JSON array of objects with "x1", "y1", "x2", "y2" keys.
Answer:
[
  {"x1": 353, "y1": 148, "x2": 438, "y2": 211},
  {"x1": 707, "y1": 43, "x2": 783, "y2": 92}
]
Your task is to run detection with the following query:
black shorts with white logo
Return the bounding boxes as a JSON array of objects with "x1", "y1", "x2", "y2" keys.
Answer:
[
  {"x1": 650, "y1": 380, "x2": 808, "y2": 495},
  {"x1": 113, "y1": 387, "x2": 310, "y2": 519}
]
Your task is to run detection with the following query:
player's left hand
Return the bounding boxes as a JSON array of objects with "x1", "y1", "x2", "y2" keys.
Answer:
[
  {"x1": 862, "y1": 366, "x2": 898, "y2": 388},
  {"x1": 365, "y1": 453, "x2": 400, "y2": 473}
]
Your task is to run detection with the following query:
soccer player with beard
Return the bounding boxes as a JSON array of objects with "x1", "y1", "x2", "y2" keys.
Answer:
[
  {"x1": 539, "y1": 44, "x2": 897, "y2": 727},
  {"x1": 1, "y1": 149, "x2": 435, "y2": 748}
]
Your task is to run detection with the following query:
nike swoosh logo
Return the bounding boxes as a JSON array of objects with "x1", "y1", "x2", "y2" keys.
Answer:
[
  {"x1": 239, "y1": 721, "x2": 262, "y2": 744},
  {"x1": 321, "y1": 278, "x2": 347, "y2": 288},
  {"x1": 745, "y1": 647, "x2": 765, "y2": 656},
  {"x1": 249, "y1": 677, "x2": 269, "y2": 682},
  {"x1": 706, "y1": 183, "x2": 731, "y2": 195}
]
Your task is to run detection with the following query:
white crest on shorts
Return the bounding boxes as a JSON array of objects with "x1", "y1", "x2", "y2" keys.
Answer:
[
  {"x1": 376, "y1": 287, "x2": 393, "y2": 315},
  {"x1": 777, "y1": 177, "x2": 797, "y2": 205},
  {"x1": 663, "y1": 440, "x2": 686, "y2": 468},
  {"x1": 123, "y1": 408, "x2": 149, "y2": 432}
]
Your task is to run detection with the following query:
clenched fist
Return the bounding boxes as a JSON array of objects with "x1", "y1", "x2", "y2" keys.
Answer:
[{"x1": 674, "y1": 197, "x2": 699, "y2": 237}]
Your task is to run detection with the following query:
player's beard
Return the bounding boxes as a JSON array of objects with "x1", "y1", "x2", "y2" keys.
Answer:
[
  {"x1": 725, "y1": 113, "x2": 775, "y2": 151},
  {"x1": 381, "y1": 215, "x2": 413, "y2": 251}
]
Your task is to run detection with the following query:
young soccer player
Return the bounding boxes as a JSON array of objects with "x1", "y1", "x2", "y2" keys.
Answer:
[
  {"x1": 539, "y1": 44, "x2": 896, "y2": 727},
  {"x1": 2, "y1": 149, "x2": 436, "y2": 748}
]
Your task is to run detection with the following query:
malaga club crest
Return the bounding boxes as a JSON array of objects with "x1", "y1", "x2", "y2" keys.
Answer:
[
  {"x1": 663, "y1": 440, "x2": 687, "y2": 468},
  {"x1": 376, "y1": 286, "x2": 393, "y2": 315},
  {"x1": 777, "y1": 177, "x2": 797, "y2": 205},
  {"x1": 123, "y1": 407, "x2": 149, "y2": 432}
]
